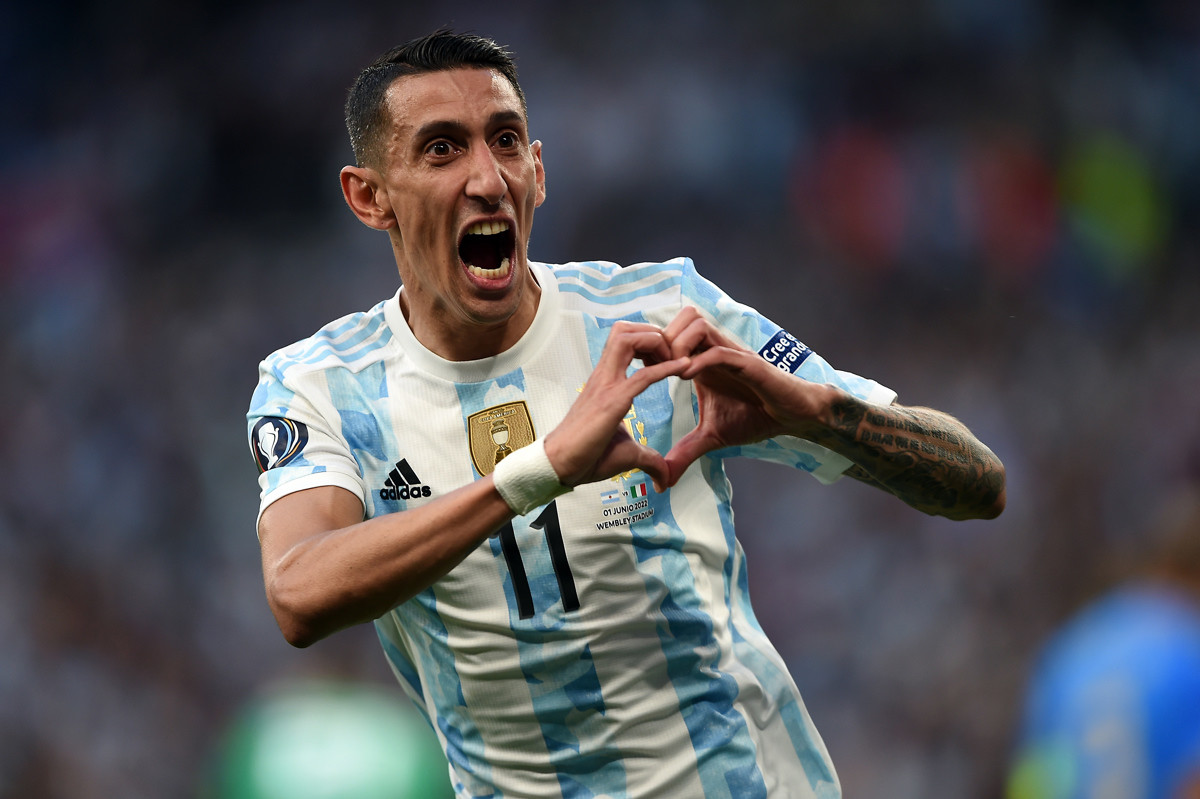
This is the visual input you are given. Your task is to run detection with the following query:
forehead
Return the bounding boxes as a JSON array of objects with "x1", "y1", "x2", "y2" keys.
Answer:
[{"x1": 383, "y1": 67, "x2": 525, "y2": 135}]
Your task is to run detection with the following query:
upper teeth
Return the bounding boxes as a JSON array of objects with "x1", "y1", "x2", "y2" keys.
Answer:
[{"x1": 466, "y1": 220, "x2": 510, "y2": 236}]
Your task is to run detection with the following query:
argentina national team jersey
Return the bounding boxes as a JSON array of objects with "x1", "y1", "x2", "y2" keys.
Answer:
[{"x1": 248, "y1": 258, "x2": 896, "y2": 799}]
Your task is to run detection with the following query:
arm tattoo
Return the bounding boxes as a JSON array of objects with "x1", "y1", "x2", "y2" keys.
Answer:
[{"x1": 814, "y1": 397, "x2": 1005, "y2": 520}]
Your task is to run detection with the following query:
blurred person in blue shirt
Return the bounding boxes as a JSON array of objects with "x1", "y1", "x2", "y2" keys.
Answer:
[{"x1": 1008, "y1": 493, "x2": 1200, "y2": 799}]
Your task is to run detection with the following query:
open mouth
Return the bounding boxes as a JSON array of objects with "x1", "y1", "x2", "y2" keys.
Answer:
[{"x1": 459, "y1": 220, "x2": 516, "y2": 280}]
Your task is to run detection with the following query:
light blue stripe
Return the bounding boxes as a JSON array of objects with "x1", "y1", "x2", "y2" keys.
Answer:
[
  {"x1": 292, "y1": 315, "x2": 374, "y2": 360},
  {"x1": 630, "y1": 504, "x2": 767, "y2": 799},
  {"x1": 676, "y1": 262, "x2": 782, "y2": 350},
  {"x1": 557, "y1": 276, "x2": 683, "y2": 308},
  {"x1": 249, "y1": 367, "x2": 297, "y2": 418},
  {"x1": 729, "y1": 556, "x2": 839, "y2": 791},
  {"x1": 712, "y1": 428, "x2": 837, "y2": 792},
  {"x1": 513, "y1": 622, "x2": 624, "y2": 797},
  {"x1": 619, "y1": 432, "x2": 767, "y2": 799},
  {"x1": 295, "y1": 315, "x2": 390, "y2": 366},
  {"x1": 258, "y1": 311, "x2": 391, "y2": 375},
  {"x1": 389, "y1": 595, "x2": 498, "y2": 796},
  {"x1": 455, "y1": 374, "x2": 627, "y2": 797},
  {"x1": 263, "y1": 303, "x2": 388, "y2": 366},
  {"x1": 722, "y1": 438, "x2": 823, "y2": 473},
  {"x1": 374, "y1": 620, "x2": 428, "y2": 713},
  {"x1": 552, "y1": 260, "x2": 684, "y2": 290},
  {"x1": 328, "y1": 363, "x2": 389, "y2": 460},
  {"x1": 355, "y1": 379, "x2": 495, "y2": 797},
  {"x1": 322, "y1": 362, "x2": 404, "y2": 517}
]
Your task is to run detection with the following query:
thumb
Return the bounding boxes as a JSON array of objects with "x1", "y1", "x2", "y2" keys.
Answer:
[
  {"x1": 630, "y1": 445, "x2": 671, "y2": 495},
  {"x1": 662, "y1": 428, "x2": 720, "y2": 488}
]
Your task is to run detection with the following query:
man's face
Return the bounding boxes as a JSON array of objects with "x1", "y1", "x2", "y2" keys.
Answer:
[{"x1": 375, "y1": 67, "x2": 546, "y2": 358}]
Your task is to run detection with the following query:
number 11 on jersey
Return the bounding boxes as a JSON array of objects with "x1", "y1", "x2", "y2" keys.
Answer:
[{"x1": 494, "y1": 501, "x2": 579, "y2": 620}]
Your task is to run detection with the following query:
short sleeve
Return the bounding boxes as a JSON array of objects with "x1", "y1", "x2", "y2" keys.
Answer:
[
  {"x1": 673, "y1": 257, "x2": 897, "y2": 483},
  {"x1": 247, "y1": 358, "x2": 366, "y2": 526}
]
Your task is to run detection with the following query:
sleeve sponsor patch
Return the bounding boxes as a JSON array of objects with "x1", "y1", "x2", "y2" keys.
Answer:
[
  {"x1": 757, "y1": 329, "x2": 812, "y2": 374},
  {"x1": 250, "y1": 417, "x2": 309, "y2": 472}
]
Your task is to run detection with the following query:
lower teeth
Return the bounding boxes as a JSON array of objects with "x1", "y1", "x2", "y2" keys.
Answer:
[{"x1": 468, "y1": 257, "x2": 511, "y2": 279}]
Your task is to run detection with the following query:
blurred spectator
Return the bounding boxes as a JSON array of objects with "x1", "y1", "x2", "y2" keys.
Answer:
[
  {"x1": 1007, "y1": 492, "x2": 1200, "y2": 799},
  {"x1": 208, "y1": 679, "x2": 453, "y2": 799}
]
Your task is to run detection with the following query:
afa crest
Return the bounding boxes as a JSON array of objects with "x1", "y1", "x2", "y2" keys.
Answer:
[{"x1": 467, "y1": 401, "x2": 536, "y2": 477}]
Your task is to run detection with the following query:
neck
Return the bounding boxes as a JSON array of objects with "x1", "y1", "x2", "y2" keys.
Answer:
[{"x1": 399, "y1": 273, "x2": 542, "y2": 362}]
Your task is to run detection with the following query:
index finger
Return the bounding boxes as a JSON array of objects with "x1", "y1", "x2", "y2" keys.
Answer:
[
  {"x1": 663, "y1": 306, "x2": 703, "y2": 343},
  {"x1": 663, "y1": 308, "x2": 740, "y2": 361},
  {"x1": 601, "y1": 323, "x2": 672, "y2": 368}
]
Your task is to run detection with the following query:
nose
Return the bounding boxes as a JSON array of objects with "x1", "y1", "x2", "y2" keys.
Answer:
[{"x1": 465, "y1": 146, "x2": 507, "y2": 206}]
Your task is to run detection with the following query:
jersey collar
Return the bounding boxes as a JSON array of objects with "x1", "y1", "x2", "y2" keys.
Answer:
[{"x1": 384, "y1": 262, "x2": 561, "y2": 383}]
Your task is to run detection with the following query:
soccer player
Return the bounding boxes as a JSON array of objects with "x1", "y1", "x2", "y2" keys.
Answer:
[{"x1": 247, "y1": 29, "x2": 1006, "y2": 798}]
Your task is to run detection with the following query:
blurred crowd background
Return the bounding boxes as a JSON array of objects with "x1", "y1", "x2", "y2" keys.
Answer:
[{"x1": 3, "y1": 0, "x2": 1200, "y2": 796}]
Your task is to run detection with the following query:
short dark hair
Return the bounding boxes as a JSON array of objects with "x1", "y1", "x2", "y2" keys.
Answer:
[{"x1": 344, "y1": 29, "x2": 526, "y2": 168}]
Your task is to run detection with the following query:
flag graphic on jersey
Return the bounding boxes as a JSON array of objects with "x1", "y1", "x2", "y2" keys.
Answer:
[
  {"x1": 379, "y1": 459, "x2": 431, "y2": 501},
  {"x1": 629, "y1": 481, "x2": 648, "y2": 498}
]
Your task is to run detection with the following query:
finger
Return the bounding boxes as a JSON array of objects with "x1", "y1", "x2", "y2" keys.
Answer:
[
  {"x1": 662, "y1": 428, "x2": 719, "y2": 487},
  {"x1": 657, "y1": 316, "x2": 700, "y2": 359},
  {"x1": 678, "y1": 344, "x2": 750, "y2": 380},
  {"x1": 628, "y1": 445, "x2": 671, "y2": 494},
  {"x1": 666, "y1": 312, "x2": 743, "y2": 362},
  {"x1": 663, "y1": 305, "x2": 703, "y2": 343},
  {"x1": 612, "y1": 320, "x2": 667, "y2": 336},
  {"x1": 624, "y1": 356, "x2": 690, "y2": 397},
  {"x1": 601, "y1": 329, "x2": 672, "y2": 370}
]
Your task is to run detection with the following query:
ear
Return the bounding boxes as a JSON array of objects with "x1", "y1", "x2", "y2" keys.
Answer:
[
  {"x1": 531, "y1": 140, "x2": 547, "y2": 208},
  {"x1": 340, "y1": 165, "x2": 396, "y2": 230}
]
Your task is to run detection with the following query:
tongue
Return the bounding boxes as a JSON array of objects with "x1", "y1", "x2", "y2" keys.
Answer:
[{"x1": 460, "y1": 235, "x2": 502, "y2": 271}]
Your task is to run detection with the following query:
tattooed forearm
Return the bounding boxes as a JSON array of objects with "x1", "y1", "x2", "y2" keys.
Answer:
[{"x1": 812, "y1": 395, "x2": 1006, "y2": 520}]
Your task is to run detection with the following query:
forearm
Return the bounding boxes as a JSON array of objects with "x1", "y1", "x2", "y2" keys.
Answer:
[
  {"x1": 261, "y1": 479, "x2": 515, "y2": 647},
  {"x1": 806, "y1": 388, "x2": 1006, "y2": 520}
]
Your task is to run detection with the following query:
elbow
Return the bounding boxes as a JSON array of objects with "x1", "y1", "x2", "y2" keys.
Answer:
[
  {"x1": 984, "y1": 482, "x2": 1003, "y2": 520},
  {"x1": 970, "y1": 469, "x2": 1007, "y2": 520},
  {"x1": 936, "y1": 470, "x2": 1006, "y2": 521},
  {"x1": 983, "y1": 464, "x2": 1008, "y2": 519},
  {"x1": 270, "y1": 603, "x2": 323, "y2": 649},
  {"x1": 265, "y1": 578, "x2": 329, "y2": 649},
  {"x1": 277, "y1": 617, "x2": 321, "y2": 649},
  {"x1": 979, "y1": 486, "x2": 1006, "y2": 520}
]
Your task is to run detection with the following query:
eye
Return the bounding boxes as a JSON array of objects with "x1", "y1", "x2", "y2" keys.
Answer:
[
  {"x1": 426, "y1": 140, "x2": 456, "y2": 158},
  {"x1": 495, "y1": 132, "x2": 519, "y2": 149}
]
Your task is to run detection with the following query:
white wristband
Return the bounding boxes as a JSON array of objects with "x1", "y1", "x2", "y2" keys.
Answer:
[{"x1": 492, "y1": 439, "x2": 569, "y2": 517}]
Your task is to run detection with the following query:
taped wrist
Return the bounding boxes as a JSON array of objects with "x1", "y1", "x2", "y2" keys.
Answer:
[{"x1": 492, "y1": 439, "x2": 569, "y2": 517}]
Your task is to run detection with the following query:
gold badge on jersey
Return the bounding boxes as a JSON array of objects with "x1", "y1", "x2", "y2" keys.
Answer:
[{"x1": 468, "y1": 401, "x2": 536, "y2": 476}]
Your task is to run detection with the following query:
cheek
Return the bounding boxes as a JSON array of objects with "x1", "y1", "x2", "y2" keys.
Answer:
[{"x1": 396, "y1": 202, "x2": 446, "y2": 252}]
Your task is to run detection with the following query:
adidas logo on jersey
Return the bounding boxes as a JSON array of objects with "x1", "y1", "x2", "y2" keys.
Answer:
[{"x1": 379, "y1": 459, "x2": 432, "y2": 501}]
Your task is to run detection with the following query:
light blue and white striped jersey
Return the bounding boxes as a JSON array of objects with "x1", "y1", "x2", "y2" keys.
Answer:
[{"x1": 248, "y1": 258, "x2": 895, "y2": 799}]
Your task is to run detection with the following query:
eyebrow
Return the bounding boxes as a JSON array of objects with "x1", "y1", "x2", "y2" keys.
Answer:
[{"x1": 412, "y1": 109, "x2": 527, "y2": 144}]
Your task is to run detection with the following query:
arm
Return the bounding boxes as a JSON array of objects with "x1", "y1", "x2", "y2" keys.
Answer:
[
  {"x1": 803, "y1": 393, "x2": 1006, "y2": 520},
  {"x1": 257, "y1": 322, "x2": 689, "y2": 647},
  {"x1": 258, "y1": 478, "x2": 513, "y2": 648},
  {"x1": 660, "y1": 307, "x2": 1005, "y2": 521}
]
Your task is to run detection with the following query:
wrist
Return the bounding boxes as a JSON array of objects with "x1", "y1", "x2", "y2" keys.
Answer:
[
  {"x1": 783, "y1": 381, "x2": 846, "y2": 440},
  {"x1": 492, "y1": 439, "x2": 570, "y2": 517}
]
